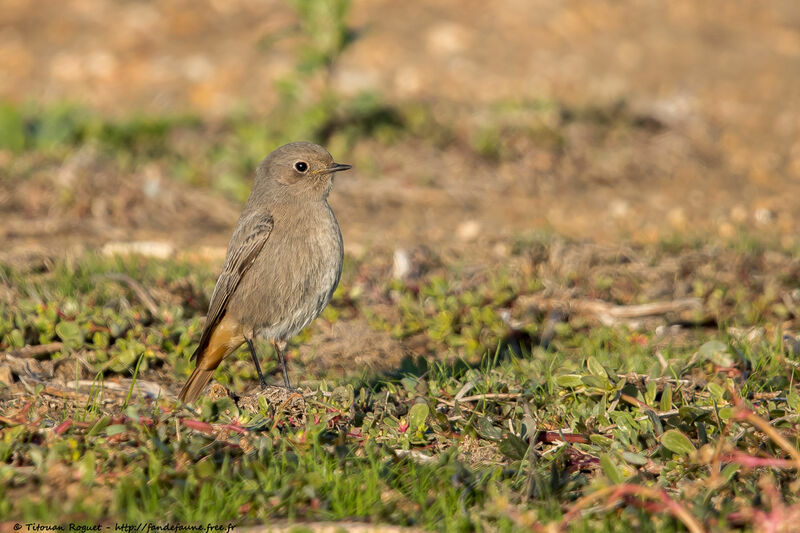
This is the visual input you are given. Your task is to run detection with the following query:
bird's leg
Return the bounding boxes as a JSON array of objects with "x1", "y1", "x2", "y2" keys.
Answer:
[
  {"x1": 245, "y1": 337, "x2": 268, "y2": 390},
  {"x1": 271, "y1": 340, "x2": 292, "y2": 389}
]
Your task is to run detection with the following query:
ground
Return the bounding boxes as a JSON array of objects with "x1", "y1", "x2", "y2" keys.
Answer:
[{"x1": 1, "y1": 1, "x2": 800, "y2": 531}]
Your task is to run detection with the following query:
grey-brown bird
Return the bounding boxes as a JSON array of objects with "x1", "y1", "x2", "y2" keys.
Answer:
[{"x1": 178, "y1": 141, "x2": 351, "y2": 403}]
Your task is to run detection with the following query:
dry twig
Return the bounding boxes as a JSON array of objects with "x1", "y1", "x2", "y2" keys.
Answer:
[
  {"x1": 4, "y1": 342, "x2": 64, "y2": 359},
  {"x1": 519, "y1": 295, "x2": 702, "y2": 326}
]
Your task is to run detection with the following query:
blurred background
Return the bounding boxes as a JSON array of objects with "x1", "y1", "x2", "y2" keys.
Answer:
[{"x1": 1, "y1": 0, "x2": 799, "y2": 264}]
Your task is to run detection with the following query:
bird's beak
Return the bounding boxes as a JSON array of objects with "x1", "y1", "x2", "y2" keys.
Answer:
[{"x1": 322, "y1": 162, "x2": 352, "y2": 174}]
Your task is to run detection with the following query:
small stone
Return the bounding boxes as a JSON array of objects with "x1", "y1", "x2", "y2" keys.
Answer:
[
  {"x1": 394, "y1": 65, "x2": 423, "y2": 96},
  {"x1": 183, "y1": 54, "x2": 214, "y2": 82},
  {"x1": 343, "y1": 241, "x2": 365, "y2": 258},
  {"x1": 493, "y1": 242, "x2": 510, "y2": 257},
  {"x1": 754, "y1": 208, "x2": 774, "y2": 225},
  {"x1": 456, "y1": 220, "x2": 481, "y2": 242},
  {"x1": 0, "y1": 365, "x2": 12, "y2": 386},
  {"x1": 426, "y1": 22, "x2": 469, "y2": 56},
  {"x1": 102, "y1": 241, "x2": 175, "y2": 259},
  {"x1": 667, "y1": 207, "x2": 686, "y2": 230},
  {"x1": 718, "y1": 222, "x2": 736, "y2": 239},
  {"x1": 610, "y1": 199, "x2": 630, "y2": 218},
  {"x1": 333, "y1": 67, "x2": 380, "y2": 96},
  {"x1": 392, "y1": 248, "x2": 411, "y2": 280},
  {"x1": 730, "y1": 205, "x2": 748, "y2": 223},
  {"x1": 784, "y1": 335, "x2": 800, "y2": 357}
]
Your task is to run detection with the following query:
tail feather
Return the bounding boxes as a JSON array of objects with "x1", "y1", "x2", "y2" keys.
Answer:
[
  {"x1": 178, "y1": 314, "x2": 245, "y2": 403},
  {"x1": 178, "y1": 367, "x2": 216, "y2": 403}
]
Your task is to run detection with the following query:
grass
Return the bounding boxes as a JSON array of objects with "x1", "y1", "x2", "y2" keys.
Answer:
[{"x1": 1, "y1": 237, "x2": 799, "y2": 531}]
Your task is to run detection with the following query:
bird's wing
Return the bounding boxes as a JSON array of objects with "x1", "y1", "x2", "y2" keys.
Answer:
[{"x1": 192, "y1": 212, "x2": 274, "y2": 361}]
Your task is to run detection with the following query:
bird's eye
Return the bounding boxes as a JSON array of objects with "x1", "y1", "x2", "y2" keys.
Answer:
[{"x1": 294, "y1": 161, "x2": 309, "y2": 173}]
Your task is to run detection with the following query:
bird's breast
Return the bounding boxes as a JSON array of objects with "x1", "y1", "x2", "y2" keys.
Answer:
[{"x1": 232, "y1": 203, "x2": 343, "y2": 340}]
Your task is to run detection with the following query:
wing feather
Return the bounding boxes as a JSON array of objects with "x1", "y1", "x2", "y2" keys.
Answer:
[{"x1": 191, "y1": 213, "x2": 274, "y2": 361}]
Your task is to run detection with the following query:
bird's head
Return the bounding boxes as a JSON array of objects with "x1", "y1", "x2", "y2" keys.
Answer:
[{"x1": 254, "y1": 141, "x2": 351, "y2": 202}]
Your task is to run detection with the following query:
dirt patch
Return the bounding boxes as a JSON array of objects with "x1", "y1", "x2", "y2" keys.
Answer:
[
  {"x1": 298, "y1": 318, "x2": 408, "y2": 379},
  {"x1": 1, "y1": 0, "x2": 799, "y2": 259}
]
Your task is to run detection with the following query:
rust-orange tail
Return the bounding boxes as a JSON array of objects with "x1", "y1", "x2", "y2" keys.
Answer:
[
  {"x1": 178, "y1": 367, "x2": 216, "y2": 403},
  {"x1": 178, "y1": 315, "x2": 245, "y2": 403}
]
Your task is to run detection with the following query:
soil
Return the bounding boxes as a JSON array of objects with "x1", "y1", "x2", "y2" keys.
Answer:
[{"x1": 1, "y1": 0, "x2": 799, "y2": 274}]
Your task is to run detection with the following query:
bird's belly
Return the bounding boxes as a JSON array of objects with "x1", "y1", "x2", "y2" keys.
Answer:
[
  {"x1": 236, "y1": 218, "x2": 343, "y2": 342},
  {"x1": 253, "y1": 262, "x2": 340, "y2": 341}
]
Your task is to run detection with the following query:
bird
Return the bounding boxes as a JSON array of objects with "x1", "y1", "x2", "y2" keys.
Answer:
[{"x1": 178, "y1": 141, "x2": 351, "y2": 403}]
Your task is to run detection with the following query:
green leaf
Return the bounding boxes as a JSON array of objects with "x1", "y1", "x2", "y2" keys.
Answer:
[
  {"x1": 718, "y1": 407, "x2": 734, "y2": 420},
  {"x1": 0, "y1": 104, "x2": 25, "y2": 151},
  {"x1": 330, "y1": 385, "x2": 355, "y2": 409},
  {"x1": 87, "y1": 416, "x2": 111, "y2": 437},
  {"x1": 645, "y1": 381, "x2": 657, "y2": 405},
  {"x1": 661, "y1": 429, "x2": 695, "y2": 455},
  {"x1": 589, "y1": 434, "x2": 613, "y2": 447},
  {"x1": 621, "y1": 451, "x2": 648, "y2": 466},
  {"x1": 788, "y1": 392, "x2": 800, "y2": 412},
  {"x1": 475, "y1": 417, "x2": 503, "y2": 441},
  {"x1": 556, "y1": 374, "x2": 583, "y2": 388},
  {"x1": 104, "y1": 424, "x2": 127, "y2": 436},
  {"x1": 600, "y1": 454, "x2": 623, "y2": 484},
  {"x1": 92, "y1": 331, "x2": 110, "y2": 349},
  {"x1": 204, "y1": 397, "x2": 240, "y2": 423},
  {"x1": 679, "y1": 405, "x2": 710, "y2": 422},
  {"x1": 645, "y1": 410, "x2": 664, "y2": 436},
  {"x1": 8, "y1": 329, "x2": 24, "y2": 348},
  {"x1": 721, "y1": 463, "x2": 740, "y2": 483},
  {"x1": 407, "y1": 402, "x2": 429, "y2": 431},
  {"x1": 697, "y1": 340, "x2": 732, "y2": 366},
  {"x1": 400, "y1": 377, "x2": 418, "y2": 392},
  {"x1": 698, "y1": 339, "x2": 727, "y2": 358},
  {"x1": 586, "y1": 356, "x2": 607, "y2": 378},
  {"x1": 55, "y1": 321, "x2": 84, "y2": 347},
  {"x1": 581, "y1": 375, "x2": 608, "y2": 390},
  {"x1": 659, "y1": 384, "x2": 672, "y2": 412},
  {"x1": 78, "y1": 451, "x2": 97, "y2": 483},
  {"x1": 499, "y1": 434, "x2": 528, "y2": 460},
  {"x1": 707, "y1": 382, "x2": 725, "y2": 400},
  {"x1": 195, "y1": 457, "x2": 217, "y2": 479}
]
